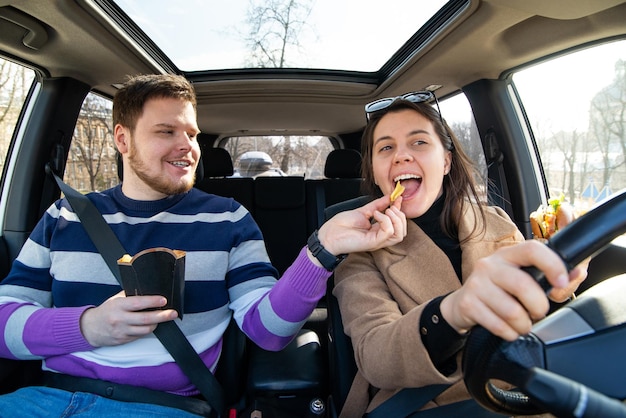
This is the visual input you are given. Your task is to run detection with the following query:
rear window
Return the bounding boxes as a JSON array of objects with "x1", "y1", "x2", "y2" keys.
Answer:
[{"x1": 223, "y1": 135, "x2": 334, "y2": 178}]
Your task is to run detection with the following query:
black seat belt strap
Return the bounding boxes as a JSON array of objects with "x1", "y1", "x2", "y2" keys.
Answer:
[
  {"x1": 46, "y1": 165, "x2": 128, "y2": 280},
  {"x1": 46, "y1": 164, "x2": 225, "y2": 416},
  {"x1": 365, "y1": 384, "x2": 450, "y2": 418}
]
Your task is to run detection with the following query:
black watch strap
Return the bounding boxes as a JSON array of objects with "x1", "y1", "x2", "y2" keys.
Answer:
[{"x1": 307, "y1": 229, "x2": 347, "y2": 271}]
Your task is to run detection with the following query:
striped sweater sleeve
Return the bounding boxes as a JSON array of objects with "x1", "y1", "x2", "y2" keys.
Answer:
[
  {"x1": 234, "y1": 246, "x2": 332, "y2": 351},
  {"x1": 0, "y1": 202, "x2": 95, "y2": 359}
]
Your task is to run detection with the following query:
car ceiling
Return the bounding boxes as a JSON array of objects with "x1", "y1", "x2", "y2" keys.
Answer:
[{"x1": 1, "y1": 0, "x2": 625, "y2": 138}]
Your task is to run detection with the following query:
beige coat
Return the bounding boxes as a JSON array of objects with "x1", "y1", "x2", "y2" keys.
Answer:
[{"x1": 333, "y1": 202, "x2": 525, "y2": 417}]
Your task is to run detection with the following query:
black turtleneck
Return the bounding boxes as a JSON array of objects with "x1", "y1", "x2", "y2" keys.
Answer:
[{"x1": 413, "y1": 194, "x2": 466, "y2": 375}]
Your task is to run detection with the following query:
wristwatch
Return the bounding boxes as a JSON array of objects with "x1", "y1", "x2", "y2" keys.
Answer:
[{"x1": 307, "y1": 229, "x2": 347, "y2": 271}]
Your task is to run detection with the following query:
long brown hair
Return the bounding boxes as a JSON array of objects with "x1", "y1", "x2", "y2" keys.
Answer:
[{"x1": 361, "y1": 99, "x2": 486, "y2": 242}]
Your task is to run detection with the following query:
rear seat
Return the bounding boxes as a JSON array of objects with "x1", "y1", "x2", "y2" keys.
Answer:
[
  {"x1": 197, "y1": 147, "x2": 366, "y2": 413},
  {"x1": 305, "y1": 148, "x2": 364, "y2": 234},
  {"x1": 254, "y1": 176, "x2": 307, "y2": 275},
  {"x1": 197, "y1": 147, "x2": 365, "y2": 271},
  {"x1": 194, "y1": 148, "x2": 309, "y2": 275},
  {"x1": 194, "y1": 147, "x2": 255, "y2": 215}
]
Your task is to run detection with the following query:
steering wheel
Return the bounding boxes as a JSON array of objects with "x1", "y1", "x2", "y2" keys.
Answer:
[{"x1": 463, "y1": 189, "x2": 626, "y2": 418}]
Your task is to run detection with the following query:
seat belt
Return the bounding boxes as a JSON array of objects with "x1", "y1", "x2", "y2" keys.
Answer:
[
  {"x1": 365, "y1": 384, "x2": 505, "y2": 418},
  {"x1": 46, "y1": 164, "x2": 225, "y2": 416},
  {"x1": 484, "y1": 128, "x2": 511, "y2": 214},
  {"x1": 364, "y1": 384, "x2": 450, "y2": 418}
]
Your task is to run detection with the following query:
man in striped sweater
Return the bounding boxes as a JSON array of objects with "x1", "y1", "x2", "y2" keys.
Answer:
[{"x1": 0, "y1": 74, "x2": 407, "y2": 417}]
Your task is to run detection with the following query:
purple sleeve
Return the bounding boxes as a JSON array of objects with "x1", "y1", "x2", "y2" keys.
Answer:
[
  {"x1": 242, "y1": 246, "x2": 332, "y2": 351},
  {"x1": 0, "y1": 302, "x2": 94, "y2": 359}
]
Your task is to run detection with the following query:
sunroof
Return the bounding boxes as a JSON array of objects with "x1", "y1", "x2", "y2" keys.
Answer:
[{"x1": 113, "y1": 0, "x2": 450, "y2": 72}]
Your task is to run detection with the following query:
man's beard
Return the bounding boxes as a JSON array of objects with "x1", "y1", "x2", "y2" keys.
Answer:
[{"x1": 127, "y1": 144, "x2": 195, "y2": 196}]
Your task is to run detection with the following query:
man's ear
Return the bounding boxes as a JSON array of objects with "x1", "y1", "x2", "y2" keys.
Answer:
[{"x1": 114, "y1": 124, "x2": 129, "y2": 153}]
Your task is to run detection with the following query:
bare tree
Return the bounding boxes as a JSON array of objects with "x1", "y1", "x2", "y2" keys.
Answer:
[
  {"x1": 588, "y1": 59, "x2": 626, "y2": 191},
  {"x1": 0, "y1": 60, "x2": 33, "y2": 170},
  {"x1": 243, "y1": 0, "x2": 313, "y2": 69},
  {"x1": 554, "y1": 129, "x2": 584, "y2": 202},
  {"x1": 243, "y1": 0, "x2": 315, "y2": 172},
  {"x1": 288, "y1": 135, "x2": 333, "y2": 177},
  {"x1": 224, "y1": 138, "x2": 250, "y2": 168},
  {"x1": 68, "y1": 94, "x2": 115, "y2": 191},
  {"x1": 227, "y1": 136, "x2": 283, "y2": 171},
  {"x1": 0, "y1": 60, "x2": 19, "y2": 125},
  {"x1": 534, "y1": 58, "x2": 626, "y2": 201},
  {"x1": 449, "y1": 119, "x2": 487, "y2": 185}
]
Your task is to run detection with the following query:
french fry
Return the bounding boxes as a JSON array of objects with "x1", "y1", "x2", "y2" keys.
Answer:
[{"x1": 390, "y1": 181, "x2": 405, "y2": 202}]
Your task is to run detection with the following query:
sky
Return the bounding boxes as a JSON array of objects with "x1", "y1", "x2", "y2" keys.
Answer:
[
  {"x1": 114, "y1": 0, "x2": 447, "y2": 72},
  {"x1": 513, "y1": 41, "x2": 625, "y2": 132},
  {"x1": 440, "y1": 40, "x2": 626, "y2": 132},
  {"x1": 114, "y1": 1, "x2": 625, "y2": 133}
]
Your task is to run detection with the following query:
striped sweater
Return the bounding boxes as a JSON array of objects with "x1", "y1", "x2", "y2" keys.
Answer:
[{"x1": 0, "y1": 185, "x2": 330, "y2": 396}]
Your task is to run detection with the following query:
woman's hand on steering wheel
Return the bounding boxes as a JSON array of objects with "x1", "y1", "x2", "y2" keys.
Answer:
[{"x1": 440, "y1": 240, "x2": 581, "y2": 341}]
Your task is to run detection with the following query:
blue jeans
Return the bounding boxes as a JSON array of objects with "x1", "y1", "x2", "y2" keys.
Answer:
[{"x1": 0, "y1": 387, "x2": 202, "y2": 417}]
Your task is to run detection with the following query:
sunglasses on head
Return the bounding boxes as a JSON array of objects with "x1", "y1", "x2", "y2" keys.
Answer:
[{"x1": 364, "y1": 90, "x2": 445, "y2": 126}]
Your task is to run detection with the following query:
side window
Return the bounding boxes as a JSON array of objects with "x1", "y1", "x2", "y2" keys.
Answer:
[
  {"x1": 223, "y1": 136, "x2": 334, "y2": 178},
  {"x1": 439, "y1": 93, "x2": 487, "y2": 198},
  {"x1": 513, "y1": 40, "x2": 626, "y2": 245},
  {"x1": 65, "y1": 93, "x2": 118, "y2": 192},
  {"x1": 0, "y1": 58, "x2": 36, "y2": 180}
]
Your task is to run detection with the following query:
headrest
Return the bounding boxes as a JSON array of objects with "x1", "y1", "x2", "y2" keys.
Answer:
[
  {"x1": 202, "y1": 148, "x2": 234, "y2": 178},
  {"x1": 324, "y1": 149, "x2": 362, "y2": 179}
]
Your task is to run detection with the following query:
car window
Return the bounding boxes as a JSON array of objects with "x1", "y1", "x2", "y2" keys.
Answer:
[
  {"x1": 440, "y1": 93, "x2": 487, "y2": 199},
  {"x1": 65, "y1": 93, "x2": 118, "y2": 192},
  {"x1": 513, "y1": 39, "x2": 626, "y2": 246},
  {"x1": 223, "y1": 135, "x2": 334, "y2": 178},
  {"x1": 0, "y1": 58, "x2": 36, "y2": 182}
]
